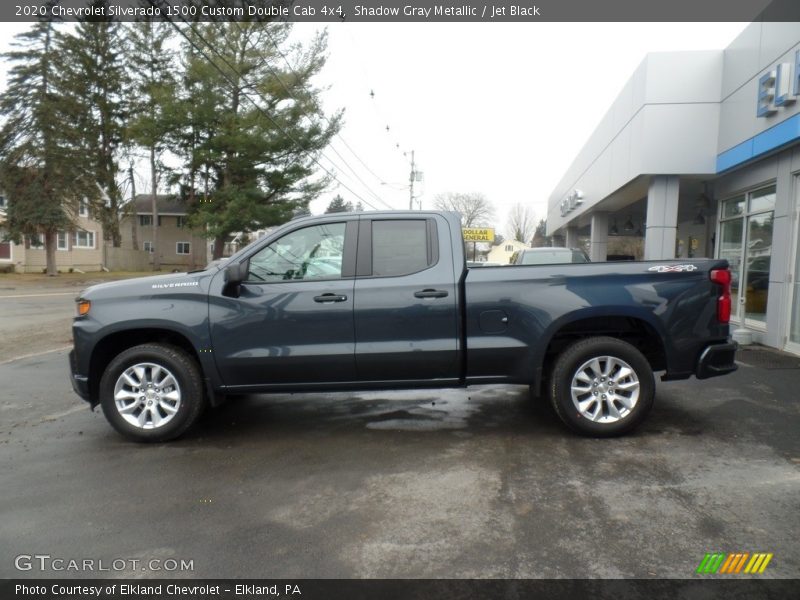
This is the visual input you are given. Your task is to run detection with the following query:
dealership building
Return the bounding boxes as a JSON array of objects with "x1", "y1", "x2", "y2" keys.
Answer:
[{"x1": 548, "y1": 21, "x2": 800, "y2": 355}]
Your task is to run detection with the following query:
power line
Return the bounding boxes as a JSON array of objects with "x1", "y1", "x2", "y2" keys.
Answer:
[
  {"x1": 194, "y1": 19, "x2": 386, "y2": 211},
  {"x1": 261, "y1": 26, "x2": 397, "y2": 191},
  {"x1": 343, "y1": 29, "x2": 413, "y2": 164},
  {"x1": 147, "y1": 6, "x2": 383, "y2": 211},
  {"x1": 222, "y1": 20, "x2": 393, "y2": 210},
  {"x1": 219, "y1": 16, "x2": 413, "y2": 210}
]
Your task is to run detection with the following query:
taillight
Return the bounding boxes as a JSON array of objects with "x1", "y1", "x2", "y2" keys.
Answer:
[{"x1": 710, "y1": 269, "x2": 731, "y2": 324}]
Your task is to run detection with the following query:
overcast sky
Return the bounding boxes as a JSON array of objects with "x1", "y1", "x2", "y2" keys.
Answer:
[{"x1": 0, "y1": 21, "x2": 748, "y2": 237}]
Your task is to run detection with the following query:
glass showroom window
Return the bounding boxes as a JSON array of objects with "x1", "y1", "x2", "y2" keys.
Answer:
[{"x1": 718, "y1": 185, "x2": 775, "y2": 325}]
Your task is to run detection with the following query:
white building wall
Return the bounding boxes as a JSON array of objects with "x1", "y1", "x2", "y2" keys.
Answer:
[
  {"x1": 546, "y1": 21, "x2": 800, "y2": 353},
  {"x1": 547, "y1": 51, "x2": 724, "y2": 235}
]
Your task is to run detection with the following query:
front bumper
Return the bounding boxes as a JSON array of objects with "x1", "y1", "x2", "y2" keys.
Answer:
[
  {"x1": 69, "y1": 349, "x2": 91, "y2": 403},
  {"x1": 695, "y1": 342, "x2": 738, "y2": 379}
]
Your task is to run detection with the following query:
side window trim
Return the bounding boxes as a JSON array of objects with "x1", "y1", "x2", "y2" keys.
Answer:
[
  {"x1": 356, "y1": 218, "x2": 372, "y2": 278},
  {"x1": 427, "y1": 218, "x2": 439, "y2": 265},
  {"x1": 342, "y1": 220, "x2": 358, "y2": 278},
  {"x1": 357, "y1": 217, "x2": 439, "y2": 279}
]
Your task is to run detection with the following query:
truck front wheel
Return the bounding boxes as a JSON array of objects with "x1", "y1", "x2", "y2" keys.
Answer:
[
  {"x1": 99, "y1": 344, "x2": 206, "y2": 442},
  {"x1": 549, "y1": 336, "x2": 654, "y2": 437}
]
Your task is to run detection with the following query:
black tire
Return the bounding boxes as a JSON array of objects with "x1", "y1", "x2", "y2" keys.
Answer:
[
  {"x1": 549, "y1": 336, "x2": 655, "y2": 437},
  {"x1": 528, "y1": 385, "x2": 540, "y2": 403},
  {"x1": 99, "y1": 344, "x2": 206, "y2": 442}
]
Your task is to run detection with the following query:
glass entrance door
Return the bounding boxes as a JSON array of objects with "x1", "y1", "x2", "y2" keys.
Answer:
[
  {"x1": 718, "y1": 206, "x2": 744, "y2": 320},
  {"x1": 787, "y1": 176, "x2": 800, "y2": 354},
  {"x1": 717, "y1": 186, "x2": 775, "y2": 326}
]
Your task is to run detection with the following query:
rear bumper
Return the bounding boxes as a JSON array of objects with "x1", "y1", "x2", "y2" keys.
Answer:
[
  {"x1": 695, "y1": 342, "x2": 738, "y2": 380},
  {"x1": 69, "y1": 349, "x2": 91, "y2": 403}
]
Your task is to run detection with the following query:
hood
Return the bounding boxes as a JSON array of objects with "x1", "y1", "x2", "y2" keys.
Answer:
[{"x1": 79, "y1": 271, "x2": 213, "y2": 300}]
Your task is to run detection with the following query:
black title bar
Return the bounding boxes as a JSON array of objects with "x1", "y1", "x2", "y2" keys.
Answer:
[
  {"x1": 3, "y1": 0, "x2": 800, "y2": 23},
  {"x1": 4, "y1": 579, "x2": 800, "y2": 600}
]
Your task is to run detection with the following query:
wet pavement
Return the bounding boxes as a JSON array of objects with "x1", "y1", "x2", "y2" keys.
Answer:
[{"x1": 1, "y1": 348, "x2": 799, "y2": 579}]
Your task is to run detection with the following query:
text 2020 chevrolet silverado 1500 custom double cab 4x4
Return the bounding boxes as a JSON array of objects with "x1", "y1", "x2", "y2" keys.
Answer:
[{"x1": 69, "y1": 211, "x2": 737, "y2": 442}]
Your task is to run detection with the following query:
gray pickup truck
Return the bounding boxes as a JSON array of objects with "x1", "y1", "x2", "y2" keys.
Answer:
[{"x1": 70, "y1": 211, "x2": 737, "y2": 442}]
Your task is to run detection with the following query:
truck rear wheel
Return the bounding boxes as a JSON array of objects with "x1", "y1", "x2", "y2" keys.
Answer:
[
  {"x1": 549, "y1": 336, "x2": 654, "y2": 437},
  {"x1": 99, "y1": 344, "x2": 205, "y2": 442}
]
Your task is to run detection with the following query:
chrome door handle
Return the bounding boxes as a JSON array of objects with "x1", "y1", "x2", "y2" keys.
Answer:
[
  {"x1": 314, "y1": 293, "x2": 348, "y2": 303},
  {"x1": 414, "y1": 289, "x2": 448, "y2": 299}
]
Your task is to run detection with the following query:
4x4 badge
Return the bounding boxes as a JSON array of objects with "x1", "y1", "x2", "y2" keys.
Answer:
[{"x1": 648, "y1": 264, "x2": 698, "y2": 273}]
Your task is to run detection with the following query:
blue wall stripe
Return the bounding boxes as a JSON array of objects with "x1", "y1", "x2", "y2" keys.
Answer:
[
  {"x1": 716, "y1": 113, "x2": 800, "y2": 173},
  {"x1": 716, "y1": 139, "x2": 754, "y2": 172}
]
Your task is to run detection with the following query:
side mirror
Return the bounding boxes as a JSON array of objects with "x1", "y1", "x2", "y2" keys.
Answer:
[{"x1": 224, "y1": 261, "x2": 248, "y2": 285}]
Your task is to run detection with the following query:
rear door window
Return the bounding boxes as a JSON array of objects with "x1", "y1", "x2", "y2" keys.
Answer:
[{"x1": 372, "y1": 220, "x2": 432, "y2": 277}]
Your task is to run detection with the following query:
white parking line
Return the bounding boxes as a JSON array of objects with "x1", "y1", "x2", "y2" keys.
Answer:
[
  {"x1": 0, "y1": 345, "x2": 72, "y2": 366},
  {"x1": 0, "y1": 292, "x2": 76, "y2": 299}
]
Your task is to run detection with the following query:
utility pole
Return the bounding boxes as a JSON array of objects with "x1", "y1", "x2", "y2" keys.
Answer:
[
  {"x1": 408, "y1": 149, "x2": 415, "y2": 210},
  {"x1": 129, "y1": 161, "x2": 139, "y2": 251}
]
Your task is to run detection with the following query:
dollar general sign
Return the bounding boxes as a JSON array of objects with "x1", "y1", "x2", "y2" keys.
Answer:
[{"x1": 462, "y1": 228, "x2": 495, "y2": 242}]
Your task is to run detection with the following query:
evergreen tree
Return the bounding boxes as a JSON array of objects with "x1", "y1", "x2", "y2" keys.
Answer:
[
  {"x1": 172, "y1": 23, "x2": 342, "y2": 259},
  {"x1": 292, "y1": 204, "x2": 312, "y2": 219},
  {"x1": 0, "y1": 18, "x2": 92, "y2": 275},
  {"x1": 168, "y1": 26, "x2": 224, "y2": 254},
  {"x1": 325, "y1": 194, "x2": 352, "y2": 213},
  {"x1": 61, "y1": 5, "x2": 128, "y2": 246},
  {"x1": 531, "y1": 219, "x2": 549, "y2": 247},
  {"x1": 125, "y1": 20, "x2": 177, "y2": 270}
]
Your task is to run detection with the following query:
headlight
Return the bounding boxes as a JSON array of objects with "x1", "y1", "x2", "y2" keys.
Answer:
[{"x1": 76, "y1": 299, "x2": 91, "y2": 317}]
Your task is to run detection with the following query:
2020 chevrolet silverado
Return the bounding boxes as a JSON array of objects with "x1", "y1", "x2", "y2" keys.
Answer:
[{"x1": 69, "y1": 211, "x2": 737, "y2": 442}]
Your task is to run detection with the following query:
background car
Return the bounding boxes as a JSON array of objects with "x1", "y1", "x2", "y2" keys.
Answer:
[
  {"x1": 467, "y1": 261, "x2": 503, "y2": 268},
  {"x1": 510, "y1": 247, "x2": 590, "y2": 265}
]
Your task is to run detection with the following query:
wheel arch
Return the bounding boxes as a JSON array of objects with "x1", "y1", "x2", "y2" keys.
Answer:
[
  {"x1": 532, "y1": 310, "x2": 668, "y2": 397},
  {"x1": 88, "y1": 328, "x2": 210, "y2": 407}
]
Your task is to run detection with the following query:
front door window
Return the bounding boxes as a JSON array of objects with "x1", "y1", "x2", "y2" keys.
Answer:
[{"x1": 247, "y1": 222, "x2": 346, "y2": 282}]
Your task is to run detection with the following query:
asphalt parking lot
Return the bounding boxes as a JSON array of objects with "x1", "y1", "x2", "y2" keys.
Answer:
[
  {"x1": 1, "y1": 342, "x2": 799, "y2": 580},
  {"x1": 0, "y1": 273, "x2": 150, "y2": 362}
]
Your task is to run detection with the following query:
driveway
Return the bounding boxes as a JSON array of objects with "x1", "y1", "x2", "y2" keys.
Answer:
[
  {"x1": 0, "y1": 272, "x2": 150, "y2": 362},
  {"x1": 1, "y1": 346, "x2": 798, "y2": 580}
]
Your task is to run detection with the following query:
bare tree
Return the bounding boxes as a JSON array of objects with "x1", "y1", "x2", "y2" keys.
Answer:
[
  {"x1": 433, "y1": 192, "x2": 494, "y2": 227},
  {"x1": 507, "y1": 203, "x2": 536, "y2": 243}
]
